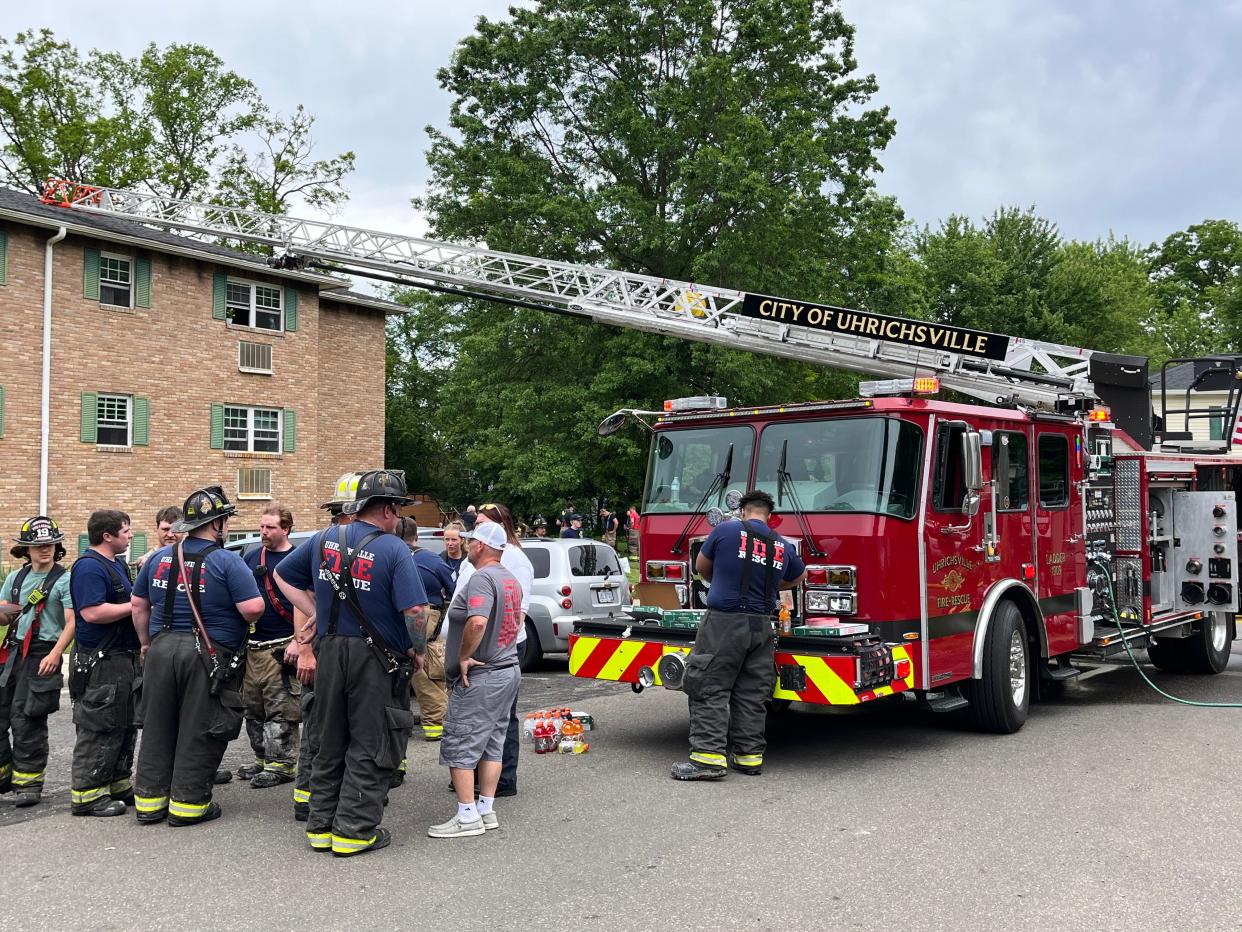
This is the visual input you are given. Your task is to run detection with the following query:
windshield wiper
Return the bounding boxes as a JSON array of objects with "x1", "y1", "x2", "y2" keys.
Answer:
[
  {"x1": 776, "y1": 438, "x2": 826, "y2": 558},
  {"x1": 671, "y1": 443, "x2": 733, "y2": 555}
]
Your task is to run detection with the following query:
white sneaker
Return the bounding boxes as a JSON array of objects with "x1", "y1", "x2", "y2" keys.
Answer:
[
  {"x1": 481, "y1": 811, "x2": 499, "y2": 831},
  {"x1": 428, "y1": 813, "x2": 486, "y2": 838}
]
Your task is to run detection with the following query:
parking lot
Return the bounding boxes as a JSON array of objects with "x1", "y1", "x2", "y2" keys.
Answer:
[{"x1": 4, "y1": 645, "x2": 1241, "y2": 931}]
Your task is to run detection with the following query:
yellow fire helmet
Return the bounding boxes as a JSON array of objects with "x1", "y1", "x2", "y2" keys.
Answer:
[{"x1": 320, "y1": 472, "x2": 365, "y2": 510}]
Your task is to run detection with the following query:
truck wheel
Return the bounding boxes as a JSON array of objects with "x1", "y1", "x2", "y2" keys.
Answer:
[
  {"x1": 963, "y1": 600, "x2": 1030, "y2": 734},
  {"x1": 1182, "y1": 611, "x2": 1231, "y2": 674},
  {"x1": 518, "y1": 620, "x2": 542, "y2": 672},
  {"x1": 1146, "y1": 637, "x2": 1188, "y2": 674}
]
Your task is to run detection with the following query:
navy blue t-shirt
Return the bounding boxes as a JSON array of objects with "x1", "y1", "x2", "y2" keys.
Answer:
[
  {"x1": 412, "y1": 547, "x2": 455, "y2": 608},
  {"x1": 441, "y1": 553, "x2": 466, "y2": 587},
  {"x1": 70, "y1": 550, "x2": 140, "y2": 652},
  {"x1": 243, "y1": 546, "x2": 296, "y2": 641},
  {"x1": 700, "y1": 518, "x2": 806, "y2": 614},
  {"x1": 560, "y1": 528, "x2": 582, "y2": 539},
  {"x1": 275, "y1": 521, "x2": 428, "y2": 652},
  {"x1": 133, "y1": 538, "x2": 261, "y2": 649}
]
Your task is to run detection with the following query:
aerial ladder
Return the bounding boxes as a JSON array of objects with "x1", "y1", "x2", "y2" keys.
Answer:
[{"x1": 36, "y1": 178, "x2": 1236, "y2": 448}]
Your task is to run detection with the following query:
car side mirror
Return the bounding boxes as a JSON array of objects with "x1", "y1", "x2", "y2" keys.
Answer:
[{"x1": 961, "y1": 430, "x2": 983, "y2": 492}]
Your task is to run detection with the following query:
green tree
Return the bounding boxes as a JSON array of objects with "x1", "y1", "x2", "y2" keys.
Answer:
[
  {"x1": 392, "y1": 0, "x2": 897, "y2": 512},
  {"x1": 1145, "y1": 219, "x2": 1242, "y2": 357}
]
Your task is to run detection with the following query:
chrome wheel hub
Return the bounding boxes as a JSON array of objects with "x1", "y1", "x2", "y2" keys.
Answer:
[
  {"x1": 1209, "y1": 613, "x2": 1228, "y2": 653},
  {"x1": 1008, "y1": 629, "x2": 1027, "y2": 706}
]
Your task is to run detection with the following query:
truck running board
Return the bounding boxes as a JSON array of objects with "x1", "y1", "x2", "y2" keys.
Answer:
[
  {"x1": 1040, "y1": 660, "x2": 1082, "y2": 682},
  {"x1": 922, "y1": 690, "x2": 970, "y2": 713}
]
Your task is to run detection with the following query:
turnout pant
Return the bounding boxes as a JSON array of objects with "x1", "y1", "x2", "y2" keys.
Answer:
[
  {"x1": 71, "y1": 651, "x2": 141, "y2": 810},
  {"x1": 243, "y1": 639, "x2": 301, "y2": 776},
  {"x1": 410, "y1": 608, "x2": 446, "y2": 739},
  {"x1": 683, "y1": 610, "x2": 776, "y2": 769},
  {"x1": 292, "y1": 679, "x2": 317, "y2": 815},
  {"x1": 0, "y1": 641, "x2": 62, "y2": 792},
  {"x1": 134, "y1": 632, "x2": 244, "y2": 821},
  {"x1": 307, "y1": 636, "x2": 414, "y2": 854}
]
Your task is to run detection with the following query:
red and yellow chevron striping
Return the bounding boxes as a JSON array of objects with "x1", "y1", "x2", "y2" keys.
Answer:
[{"x1": 568, "y1": 635, "x2": 915, "y2": 705}]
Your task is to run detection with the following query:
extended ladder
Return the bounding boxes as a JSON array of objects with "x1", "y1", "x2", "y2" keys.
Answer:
[{"x1": 41, "y1": 179, "x2": 1102, "y2": 409}]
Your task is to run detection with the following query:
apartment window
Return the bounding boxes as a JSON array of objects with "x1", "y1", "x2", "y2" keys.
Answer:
[
  {"x1": 96, "y1": 393, "x2": 131, "y2": 446},
  {"x1": 226, "y1": 529, "x2": 257, "y2": 544},
  {"x1": 99, "y1": 254, "x2": 132, "y2": 307},
  {"x1": 238, "y1": 340, "x2": 274, "y2": 374},
  {"x1": 224, "y1": 405, "x2": 281, "y2": 452},
  {"x1": 227, "y1": 279, "x2": 283, "y2": 331},
  {"x1": 238, "y1": 466, "x2": 273, "y2": 499}
]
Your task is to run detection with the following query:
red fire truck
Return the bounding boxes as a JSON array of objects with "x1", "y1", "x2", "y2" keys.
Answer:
[{"x1": 39, "y1": 179, "x2": 1241, "y2": 734}]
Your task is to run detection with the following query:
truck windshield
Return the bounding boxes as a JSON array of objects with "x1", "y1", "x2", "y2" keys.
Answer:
[
  {"x1": 643, "y1": 425, "x2": 755, "y2": 514},
  {"x1": 753, "y1": 417, "x2": 924, "y2": 519}
]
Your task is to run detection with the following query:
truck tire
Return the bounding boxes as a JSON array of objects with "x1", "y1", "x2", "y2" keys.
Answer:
[
  {"x1": 1146, "y1": 637, "x2": 1188, "y2": 674},
  {"x1": 1182, "y1": 611, "x2": 1231, "y2": 674},
  {"x1": 963, "y1": 600, "x2": 1030, "y2": 734},
  {"x1": 518, "y1": 619, "x2": 542, "y2": 672}
]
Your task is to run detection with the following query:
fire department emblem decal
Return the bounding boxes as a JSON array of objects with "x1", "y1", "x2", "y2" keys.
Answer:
[{"x1": 942, "y1": 569, "x2": 965, "y2": 593}]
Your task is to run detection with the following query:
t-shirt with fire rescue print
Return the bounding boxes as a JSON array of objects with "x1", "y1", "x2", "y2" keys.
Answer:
[
  {"x1": 700, "y1": 518, "x2": 806, "y2": 614},
  {"x1": 133, "y1": 538, "x2": 261, "y2": 649},
  {"x1": 442, "y1": 563, "x2": 521, "y2": 682},
  {"x1": 275, "y1": 520, "x2": 428, "y2": 653}
]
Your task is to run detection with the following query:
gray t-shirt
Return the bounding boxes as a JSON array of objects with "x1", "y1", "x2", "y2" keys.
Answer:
[{"x1": 443, "y1": 563, "x2": 523, "y2": 680}]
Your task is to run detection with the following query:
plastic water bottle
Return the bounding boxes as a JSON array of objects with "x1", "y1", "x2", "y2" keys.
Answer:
[{"x1": 671, "y1": 476, "x2": 681, "y2": 502}]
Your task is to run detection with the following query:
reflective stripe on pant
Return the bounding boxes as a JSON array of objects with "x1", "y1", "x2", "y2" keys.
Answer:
[
  {"x1": 293, "y1": 678, "x2": 317, "y2": 812},
  {"x1": 684, "y1": 610, "x2": 775, "y2": 765},
  {"x1": 243, "y1": 639, "x2": 301, "y2": 775},
  {"x1": 70, "y1": 651, "x2": 140, "y2": 812},
  {"x1": 134, "y1": 633, "x2": 243, "y2": 817},
  {"x1": 0, "y1": 642, "x2": 57, "y2": 790},
  {"x1": 307, "y1": 636, "x2": 413, "y2": 843},
  {"x1": 411, "y1": 609, "x2": 446, "y2": 738}
]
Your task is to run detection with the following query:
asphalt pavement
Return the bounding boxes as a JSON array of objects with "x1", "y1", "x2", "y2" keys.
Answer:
[{"x1": 3, "y1": 645, "x2": 1241, "y2": 932}]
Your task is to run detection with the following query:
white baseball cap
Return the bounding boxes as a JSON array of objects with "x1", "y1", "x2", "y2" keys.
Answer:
[{"x1": 462, "y1": 521, "x2": 507, "y2": 550}]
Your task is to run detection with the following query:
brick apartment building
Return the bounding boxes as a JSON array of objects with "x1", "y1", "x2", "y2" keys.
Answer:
[{"x1": 0, "y1": 187, "x2": 401, "y2": 559}]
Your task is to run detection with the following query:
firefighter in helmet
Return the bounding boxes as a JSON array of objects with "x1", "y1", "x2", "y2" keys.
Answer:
[
  {"x1": 130, "y1": 486, "x2": 264, "y2": 825},
  {"x1": 0, "y1": 516, "x2": 75, "y2": 808},
  {"x1": 671, "y1": 490, "x2": 806, "y2": 781},
  {"x1": 289, "y1": 471, "x2": 364, "y2": 822},
  {"x1": 532, "y1": 517, "x2": 549, "y2": 538},
  {"x1": 274, "y1": 470, "x2": 429, "y2": 856}
]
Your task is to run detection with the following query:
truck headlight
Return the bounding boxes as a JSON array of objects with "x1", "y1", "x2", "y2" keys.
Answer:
[{"x1": 806, "y1": 591, "x2": 856, "y2": 614}]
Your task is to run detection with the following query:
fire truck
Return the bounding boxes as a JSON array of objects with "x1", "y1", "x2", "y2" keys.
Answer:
[{"x1": 41, "y1": 180, "x2": 1241, "y2": 733}]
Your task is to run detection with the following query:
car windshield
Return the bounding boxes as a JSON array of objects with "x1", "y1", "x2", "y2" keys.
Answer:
[
  {"x1": 753, "y1": 416, "x2": 924, "y2": 519},
  {"x1": 568, "y1": 543, "x2": 623, "y2": 577},
  {"x1": 643, "y1": 425, "x2": 755, "y2": 514}
]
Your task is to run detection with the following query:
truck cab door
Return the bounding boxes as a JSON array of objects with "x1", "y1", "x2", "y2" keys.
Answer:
[{"x1": 1033, "y1": 431, "x2": 1085, "y2": 655}]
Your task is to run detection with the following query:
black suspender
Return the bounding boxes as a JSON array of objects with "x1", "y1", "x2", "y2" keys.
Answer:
[
  {"x1": 161, "y1": 543, "x2": 220, "y2": 631},
  {"x1": 319, "y1": 526, "x2": 402, "y2": 673},
  {"x1": 737, "y1": 521, "x2": 779, "y2": 614}
]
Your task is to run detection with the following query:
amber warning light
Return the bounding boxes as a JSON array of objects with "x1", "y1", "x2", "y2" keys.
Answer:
[
  {"x1": 858, "y1": 377, "x2": 940, "y2": 398},
  {"x1": 1087, "y1": 407, "x2": 1111, "y2": 422}
]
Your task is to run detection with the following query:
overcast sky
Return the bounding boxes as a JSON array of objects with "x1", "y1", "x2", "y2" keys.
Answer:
[{"x1": 20, "y1": 0, "x2": 1242, "y2": 247}]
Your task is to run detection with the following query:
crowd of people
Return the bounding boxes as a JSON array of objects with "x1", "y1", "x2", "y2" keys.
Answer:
[
  {"x1": 456, "y1": 500, "x2": 640, "y2": 553},
  {"x1": 0, "y1": 470, "x2": 534, "y2": 855}
]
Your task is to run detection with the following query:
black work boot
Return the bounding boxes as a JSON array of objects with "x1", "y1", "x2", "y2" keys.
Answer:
[
  {"x1": 250, "y1": 770, "x2": 292, "y2": 789},
  {"x1": 74, "y1": 798, "x2": 127, "y2": 817},
  {"x1": 236, "y1": 763, "x2": 263, "y2": 781},
  {"x1": 670, "y1": 760, "x2": 727, "y2": 781},
  {"x1": 168, "y1": 800, "x2": 223, "y2": 827},
  {"x1": 293, "y1": 802, "x2": 310, "y2": 822},
  {"x1": 213, "y1": 769, "x2": 233, "y2": 785},
  {"x1": 14, "y1": 787, "x2": 43, "y2": 807}
]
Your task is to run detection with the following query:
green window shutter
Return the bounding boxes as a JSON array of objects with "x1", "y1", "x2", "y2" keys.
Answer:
[
  {"x1": 213, "y1": 272, "x2": 228, "y2": 320},
  {"x1": 80, "y1": 391, "x2": 98, "y2": 443},
  {"x1": 0, "y1": 385, "x2": 5, "y2": 438},
  {"x1": 283, "y1": 408, "x2": 297, "y2": 453},
  {"x1": 0, "y1": 229, "x2": 8, "y2": 285},
  {"x1": 133, "y1": 395, "x2": 150, "y2": 445},
  {"x1": 135, "y1": 257, "x2": 152, "y2": 308},
  {"x1": 84, "y1": 246, "x2": 100, "y2": 300},
  {"x1": 78, "y1": 534, "x2": 90, "y2": 556},
  {"x1": 210, "y1": 402, "x2": 224, "y2": 449},
  {"x1": 284, "y1": 285, "x2": 298, "y2": 331},
  {"x1": 129, "y1": 532, "x2": 147, "y2": 558}
]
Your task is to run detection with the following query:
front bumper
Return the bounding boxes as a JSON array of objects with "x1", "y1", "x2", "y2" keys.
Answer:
[{"x1": 569, "y1": 621, "x2": 915, "y2": 706}]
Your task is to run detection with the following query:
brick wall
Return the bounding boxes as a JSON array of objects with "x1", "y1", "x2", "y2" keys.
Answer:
[{"x1": 0, "y1": 220, "x2": 389, "y2": 555}]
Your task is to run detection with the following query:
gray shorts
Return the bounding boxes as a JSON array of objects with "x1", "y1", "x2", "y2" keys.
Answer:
[{"x1": 439, "y1": 665, "x2": 521, "y2": 769}]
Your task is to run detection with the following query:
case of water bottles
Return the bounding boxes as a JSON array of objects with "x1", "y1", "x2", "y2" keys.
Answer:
[{"x1": 524, "y1": 707, "x2": 595, "y2": 754}]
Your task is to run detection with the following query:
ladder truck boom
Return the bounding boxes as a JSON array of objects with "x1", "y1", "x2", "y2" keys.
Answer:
[{"x1": 40, "y1": 179, "x2": 1151, "y2": 426}]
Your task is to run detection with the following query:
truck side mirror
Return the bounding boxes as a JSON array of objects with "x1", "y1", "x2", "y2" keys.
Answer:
[
  {"x1": 961, "y1": 430, "x2": 983, "y2": 492},
  {"x1": 961, "y1": 490, "x2": 981, "y2": 517}
]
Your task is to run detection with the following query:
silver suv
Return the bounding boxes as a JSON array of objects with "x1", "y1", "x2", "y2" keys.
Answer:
[{"x1": 518, "y1": 538, "x2": 630, "y2": 670}]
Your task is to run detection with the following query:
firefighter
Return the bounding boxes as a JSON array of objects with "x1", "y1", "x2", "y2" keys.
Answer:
[
  {"x1": 67, "y1": 509, "x2": 142, "y2": 817},
  {"x1": 237, "y1": 505, "x2": 302, "y2": 789},
  {"x1": 275, "y1": 469, "x2": 428, "y2": 857},
  {"x1": 671, "y1": 490, "x2": 806, "y2": 781},
  {"x1": 0, "y1": 516, "x2": 75, "y2": 807},
  {"x1": 532, "y1": 517, "x2": 549, "y2": 538},
  {"x1": 401, "y1": 516, "x2": 455, "y2": 742},
  {"x1": 290, "y1": 472, "x2": 362, "y2": 822},
  {"x1": 130, "y1": 486, "x2": 264, "y2": 825}
]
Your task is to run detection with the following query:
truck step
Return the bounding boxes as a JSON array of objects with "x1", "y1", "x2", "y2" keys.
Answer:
[
  {"x1": 1040, "y1": 662, "x2": 1081, "y2": 682},
  {"x1": 923, "y1": 691, "x2": 969, "y2": 713}
]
